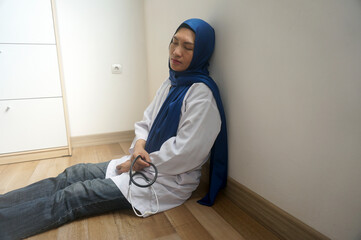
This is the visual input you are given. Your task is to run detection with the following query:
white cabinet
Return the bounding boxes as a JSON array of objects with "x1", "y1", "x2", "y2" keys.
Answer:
[
  {"x1": 0, "y1": 0, "x2": 70, "y2": 163},
  {"x1": 0, "y1": 0, "x2": 55, "y2": 44},
  {"x1": 0, "y1": 98, "x2": 68, "y2": 154},
  {"x1": 0, "y1": 44, "x2": 62, "y2": 99}
]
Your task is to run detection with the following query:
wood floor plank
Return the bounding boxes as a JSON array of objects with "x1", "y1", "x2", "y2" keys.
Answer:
[
  {"x1": 185, "y1": 199, "x2": 245, "y2": 240},
  {"x1": 154, "y1": 233, "x2": 182, "y2": 240},
  {"x1": 57, "y1": 218, "x2": 89, "y2": 240},
  {"x1": 87, "y1": 212, "x2": 120, "y2": 239},
  {"x1": 27, "y1": 157, "x2": 70, "y2": 184},
  {"x1": 107, "y1": 142, "x2": 125, "y2": 155},
  {"x1": 26, "y1": 228, "x2": 58, "y2": 240},
  {"x1": 119, "y1": 141, "x2": 132, "y2": 155},
  {"x1": 189, "y1": 180, "x2": 208, "y2": 201},
  {"x1": 70, "y1": 146, "x2": 100, "y2": 165},
  {"x1": 70, "y1": 143, "x2": 125, "y2": 166},
  {"x1": 0, "y1": 164, "x2": 7, "y2": 176},
  {"x1": 213, "y1": 193, "x2": 281, "y2": 240},
  {"x1": 2, "y1": 143, "x2": 281, "y2": 240},
  {"x1": 113, "y1": 211, "x2": 176, "y2": 240},
  {"x1": 0, "y1": 165, "x2": 11, "y2": 194},
  {"x1": 1, "y1": 161, "x2": 38, "y2": 193},
  {"x1": 165, "y1": 205, "x2": 213, "y2": 240}
]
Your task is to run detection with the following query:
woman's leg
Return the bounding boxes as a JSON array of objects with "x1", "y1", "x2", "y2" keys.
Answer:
[
  {"x1": 0, "y1": 161, "x2": 109, "y2": 208},
  {"x1": 0, "y1": 177, "x2": 131, "y2": 240}
]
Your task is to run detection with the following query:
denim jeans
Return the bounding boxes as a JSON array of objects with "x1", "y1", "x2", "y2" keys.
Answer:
[{"x1": 0, "y1": 161, "x2": 131, "y2": 240}]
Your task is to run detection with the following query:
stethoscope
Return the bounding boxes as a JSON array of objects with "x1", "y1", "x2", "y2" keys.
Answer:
[{"x1": 127, "y1": 155, "x2": 159, "y2": 217}]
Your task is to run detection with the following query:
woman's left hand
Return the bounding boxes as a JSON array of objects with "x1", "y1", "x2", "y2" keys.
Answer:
[
  {"x1": 116, "y1": 160, "x2": 131, "y2": 174},
  {"x1": 115, "y1": 156, "x2": 150, "y2": 174}
]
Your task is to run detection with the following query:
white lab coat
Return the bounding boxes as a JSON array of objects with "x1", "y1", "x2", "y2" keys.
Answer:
[{"x1": 106, "y1": 79, "x2": 221, "y2": 216}]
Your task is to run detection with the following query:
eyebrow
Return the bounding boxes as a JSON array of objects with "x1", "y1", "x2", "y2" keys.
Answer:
[{"x1": 173, "y1": 36, "x2": 194, "y2": 46}]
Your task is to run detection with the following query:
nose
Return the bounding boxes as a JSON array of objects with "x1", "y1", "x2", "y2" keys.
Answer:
[{"x1": 172, "y1": 45, "x2": 182, "y2": 57}]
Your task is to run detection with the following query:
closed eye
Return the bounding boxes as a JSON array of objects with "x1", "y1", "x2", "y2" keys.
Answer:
[{"x1": 184, "y1": 43, "x2": 194, "y2": 51}]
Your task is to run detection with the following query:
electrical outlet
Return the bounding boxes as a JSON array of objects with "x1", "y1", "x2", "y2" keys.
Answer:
[{"x1": 112, "y1": 64, "x2": 122, "y2": 74}]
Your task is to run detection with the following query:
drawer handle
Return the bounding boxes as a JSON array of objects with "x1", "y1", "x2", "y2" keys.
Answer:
[{"x1": 5, "y1": 106, "x2": 10, "y2": 112}]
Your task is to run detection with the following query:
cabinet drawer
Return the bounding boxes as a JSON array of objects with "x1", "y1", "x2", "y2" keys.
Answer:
[
  {"x1": 0, "y1": 0, "x2": 55, "y2": 44},
  {"x1": 0, "y1": 98, "x2": 68, "y2": 154},
  {"x1": 0, "y1": 44, "x2": 62, "y2": 100}
]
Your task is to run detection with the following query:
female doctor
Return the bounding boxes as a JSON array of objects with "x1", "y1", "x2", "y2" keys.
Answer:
[{"x1": 0, "y1": 18, "x2": 228, "y2": 239}]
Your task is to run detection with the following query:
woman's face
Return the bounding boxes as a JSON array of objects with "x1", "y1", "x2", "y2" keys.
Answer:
[{"x1": 169, "y1": 28, "x2": 195, "y2": 72}]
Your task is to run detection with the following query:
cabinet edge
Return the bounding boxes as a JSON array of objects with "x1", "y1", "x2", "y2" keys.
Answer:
[{"x1": 0, "y1": 147, "x2": 70, "y2": 165}]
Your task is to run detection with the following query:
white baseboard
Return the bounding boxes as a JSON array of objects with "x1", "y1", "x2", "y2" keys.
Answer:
[{"x1": 71, "y1": 130, "x2": 135, "y2": 148}]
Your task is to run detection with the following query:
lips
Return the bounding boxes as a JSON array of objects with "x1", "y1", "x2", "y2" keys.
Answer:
[{"x1": 171, "y1": 58, "x2": 181, "y2": 65}]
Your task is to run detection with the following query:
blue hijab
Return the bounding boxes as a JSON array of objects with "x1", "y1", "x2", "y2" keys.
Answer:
[{"x1": 145, "y1": 18, "x2": 228, "y2": 206}]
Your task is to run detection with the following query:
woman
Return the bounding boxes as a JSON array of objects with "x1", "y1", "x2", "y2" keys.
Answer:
[{"x1": 0, "y1": 18, "x2": 227, "y2": 239}]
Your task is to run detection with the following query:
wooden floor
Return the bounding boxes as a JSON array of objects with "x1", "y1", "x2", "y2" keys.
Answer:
[{"x1": 0, "y1": 143, "x2": 280, "y2": 240}]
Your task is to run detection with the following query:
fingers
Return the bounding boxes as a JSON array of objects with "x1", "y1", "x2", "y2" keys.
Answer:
[
  {"x1": 130, "y1": 157, "x2": 147, "y2": 172},
  {"x1": 116, "y1": 149, "x2": 151, "y2": 174},
  {"x1": 134, "y1": 159, "x2": 150, "y2": 170},
  {"x1": 133, "y1": 152, "x2": 149, "y2": 161},
  {"x1": 116, "y1": 160, "x2": 131, "y2": 174},
  {"x1": 142, "y1": 153, "x2": 151, "y2": 163},
  {"x1": 132, "y1": 148, "x2": 151, "y2": 167}
]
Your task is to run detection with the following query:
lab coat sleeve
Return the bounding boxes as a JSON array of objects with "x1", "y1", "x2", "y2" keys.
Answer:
[
  {"x1": 149, "y1": 83, "x2": 221, "y2": 175},
  {"x1": 131, "y1": 106, "x2": 152, "y2": 149},
  {"x1": 129, "y1": 80, "x2": 170, "y2": 153}
]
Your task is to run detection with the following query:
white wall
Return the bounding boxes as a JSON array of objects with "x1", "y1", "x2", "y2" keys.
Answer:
[
  {"x1": 144, "y1": 1, "x2": 361, "y2": 239},
  {"x1": 55, "y1": 0, "x2": 148, "y2": 137}
]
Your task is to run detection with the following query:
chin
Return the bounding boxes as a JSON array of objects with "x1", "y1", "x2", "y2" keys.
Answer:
[{"x1": 171, "y1": 65, "x2": 186, "y2": 72}]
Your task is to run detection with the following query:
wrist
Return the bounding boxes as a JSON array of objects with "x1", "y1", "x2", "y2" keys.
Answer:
[{"x1": 135, "y1": 139, "x2": 146, "y2": 151}]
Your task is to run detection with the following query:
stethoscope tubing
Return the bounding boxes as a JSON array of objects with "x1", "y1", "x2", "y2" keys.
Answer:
[{"x1": 129, "y1": 155, "x2": 158, "y2": 188}]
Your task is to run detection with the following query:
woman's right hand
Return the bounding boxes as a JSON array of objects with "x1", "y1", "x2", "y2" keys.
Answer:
[
  {"x1": 116, "y1": 139, "x2": 150, "y2": 174},
  {"x1": 131, "y1": 139, "x2": 151, "y2": 170}
]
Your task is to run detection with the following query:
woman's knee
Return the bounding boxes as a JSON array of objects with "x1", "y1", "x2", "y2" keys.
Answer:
[
  {"x1": 57, "y1": 163, "x2": 89, "y2": 184},
  {"x1": 59, "y1": 162, "x2": 107, "y2": 183}
]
